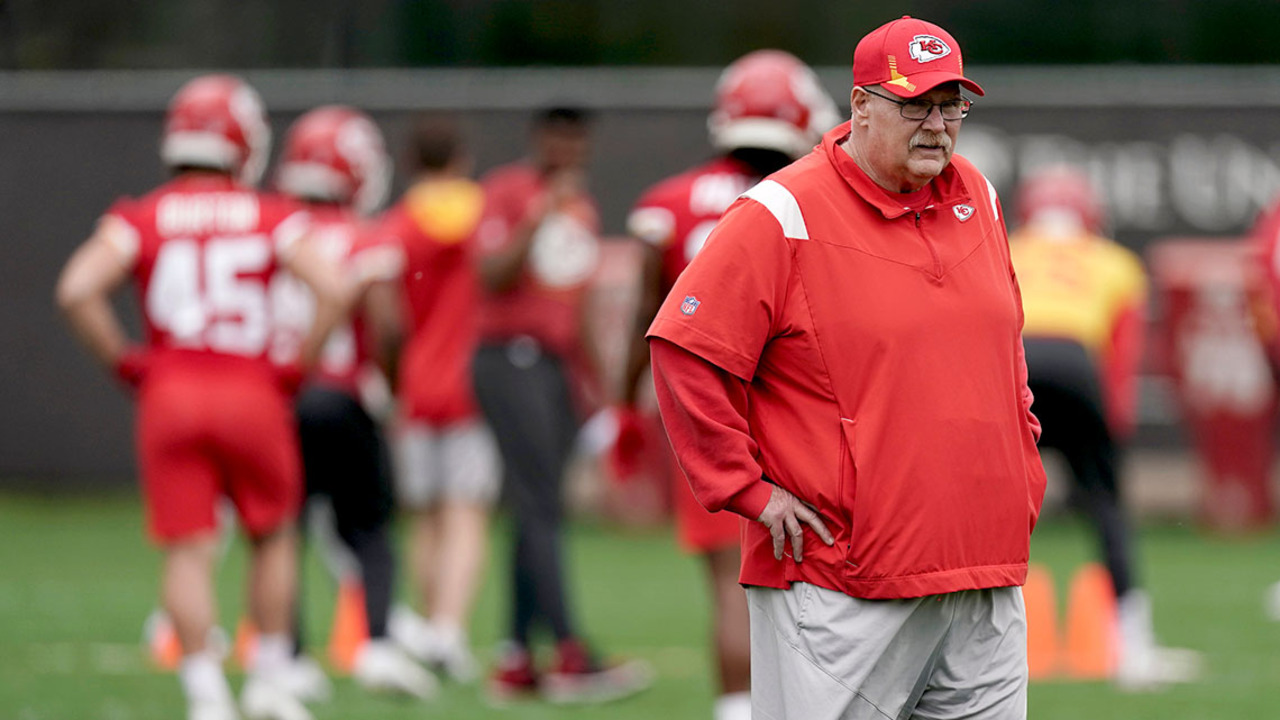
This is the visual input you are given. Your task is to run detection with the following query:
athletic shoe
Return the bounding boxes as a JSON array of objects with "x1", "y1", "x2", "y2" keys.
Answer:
[
  {"x1": 426, "y1": 624, "x2": 479, "y2": 684},
  {"x1": 1265, "y1": 579, "x2": 1280, "y2": 621},
  {"x1": 352, "y1": 639, "x2": 438, "y2": 700},
  {"x1": 1116, "y1": 643, "x2": 1203, "y2": 691},
  {"x1": 486, "y1": 642, "x2": 539, "y2": 705},
  {"x1": 240, "y1": 676, "x2": 314, "y2": 720},
  {"x1": 188, "y1": 698, "x2": 240, "y2": 720},
  {"x1": 279, "y1": 655, "x2": 331, "y2": 704},
  {"x1": 1115, "y1": 590, "x2": 1203, "y2": 691},
  {"x1": 539, "y1": 639, "x2": 654, "y2": 704},
  {"x1": 387, "y1": 606, "x2": 436, "y2": 664}
]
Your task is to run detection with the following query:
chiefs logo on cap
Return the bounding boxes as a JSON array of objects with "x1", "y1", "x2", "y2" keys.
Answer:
[{"x1": 909, "y1": 34, "x2": 952, "y2": 63}]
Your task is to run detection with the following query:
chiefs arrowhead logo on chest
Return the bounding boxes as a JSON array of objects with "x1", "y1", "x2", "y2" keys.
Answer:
[{"x1": 953, "y1": 204, "x2": 975, "y2": 222}]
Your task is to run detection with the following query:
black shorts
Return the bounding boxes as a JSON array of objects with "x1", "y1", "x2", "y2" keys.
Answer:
[{"x1": 294, "y1": 385, "x2": 394, "y2": 533}]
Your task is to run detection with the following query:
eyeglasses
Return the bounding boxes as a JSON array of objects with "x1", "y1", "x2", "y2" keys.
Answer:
[{"x1": 861, "y1": 87, "x2": 972, "y2": 121}]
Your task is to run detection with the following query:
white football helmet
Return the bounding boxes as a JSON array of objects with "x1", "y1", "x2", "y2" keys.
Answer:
[
  {"x1": 160, "y1": 74, "x2": 271, "y2": 186},
  {"x1": 276, "y1": 105, "x2": 391, "y2": 216},
  {"x1": 708, "y1": 49, "x2": 840, "y2": 160}
]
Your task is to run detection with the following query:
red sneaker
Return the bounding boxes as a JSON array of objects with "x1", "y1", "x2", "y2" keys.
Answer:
[
  {"x1": 486, "y1": 643, "x2": 539, "y2": 704},
  {"x1": 540, "y1": 639, "x2": 654, "y2": 704}
]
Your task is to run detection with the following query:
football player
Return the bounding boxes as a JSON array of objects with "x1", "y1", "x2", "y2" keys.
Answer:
[
  {"x1": 55, "y1": 75, "x2": 347, "y2": 720},
  {"x1": 363, "y1": 115, "x2": 498, "y2": 686},
  {"x1": 1011, "y1": 164, "x2": 1201, "y2": 689},
  {"x1": 475, "y1": 106, "x2": 652, "y2": 703},
  {"x1": 616, "y1": 50, "x2": 840, "y2": 720},
  {"x1": 273, "y1": 106, "x2": 437, "y2": 700}
]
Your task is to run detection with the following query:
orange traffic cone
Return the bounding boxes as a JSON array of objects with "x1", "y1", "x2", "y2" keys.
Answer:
[
  {"x1": 1062, "y1": 562, "x2": 1118, "y2": 679},
  {"x1": 327, "y1": 579, "x2": 369, "y2": 674},
  {"x1": 233, "y1": 618, "x2": 259, "y2": 671},
  {"x1": 1023, "y1": 563, "x2": 1059, "y2": 680}
]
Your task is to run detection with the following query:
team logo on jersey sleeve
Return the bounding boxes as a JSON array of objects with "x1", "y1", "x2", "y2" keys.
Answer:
[
  {"x1": 909, "y1": 35, "x2": 952, "y2": 63},
  {"x1": 953, "y1": 204, "x2": 975, "y2": 222},
  {"x1": 681, "y1": 296, "x2": 701, "y2": 316}
]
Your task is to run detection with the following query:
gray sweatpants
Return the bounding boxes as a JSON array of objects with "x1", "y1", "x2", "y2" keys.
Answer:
[
  {"x1": 472, "y1": 341, "x2": 581, "y2": 645},
  {"x1": 748, "y1": 583, "x2": 1027, "y2": 720}
]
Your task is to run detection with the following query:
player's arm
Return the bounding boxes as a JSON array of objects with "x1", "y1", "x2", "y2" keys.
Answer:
[
  {"x1": 619, "y1": 242, "x2": 665, "y2": 406},
  {"x1": 363, "y1": 277, "x2": 405, "y2": 391},
  {"x1": 1101, "y1": 257, "x2": 1149, "y2": 439},
  {"x1": 55, "y1": 218, "x2": 136, "y2": 372},
  {"x1": 281, "y1": 237, "x2": 351, "y2": 371},
  {"x1": 477, "y1": 209, "x2": 539, "y2": 292},
  {"x1": 348, "y1": 238, "x2": 407, "y2": 391},
  {"x1": 606, "y1": 241, "x2": 664, "y2": 478},
  {"x1": 477, "y1": 169, "x2": 580, "y2": 292}
]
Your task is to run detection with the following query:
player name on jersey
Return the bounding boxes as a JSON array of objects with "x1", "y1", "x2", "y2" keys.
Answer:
[{"x1": 157, "y1": 193, "x2": 260, "y2": 237}]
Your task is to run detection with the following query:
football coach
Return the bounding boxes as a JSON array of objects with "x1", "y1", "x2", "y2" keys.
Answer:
[{"x1": 647, "y1": 16, "x2": 1048, "y2": 720}]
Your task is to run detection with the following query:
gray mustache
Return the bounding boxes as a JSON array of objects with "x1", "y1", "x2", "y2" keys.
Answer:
[{"x1": 911, "y1": 134, "x2": 951, "y2": 150}]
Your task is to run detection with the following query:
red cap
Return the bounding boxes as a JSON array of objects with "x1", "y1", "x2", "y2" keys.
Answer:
[{"x1": 853, "y1": 16, "x2": 984, "y2": 98}]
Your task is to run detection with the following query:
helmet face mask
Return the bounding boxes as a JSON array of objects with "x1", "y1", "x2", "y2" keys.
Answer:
[
  {"x1": 160, "y1": 74, "x2": 271, "y2": 186},
  {"x1": 708, "y1": 50, "x2": 841, "y2": 160},
  {"x1": 275, "y1": 106, "x2": 391, "y2": 216}
]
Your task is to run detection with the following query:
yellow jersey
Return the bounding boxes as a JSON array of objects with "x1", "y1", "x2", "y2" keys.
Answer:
[
  {"x1": 1010, "y1": 228, "x2": 1149, "y2": 437},
  {"x1": 1010, "y1": 230, "x2": 1147, "y2": 358}
]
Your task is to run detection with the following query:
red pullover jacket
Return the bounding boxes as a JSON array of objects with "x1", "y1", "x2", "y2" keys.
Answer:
[{"x1": 648, "y1": 122, "x2": 1047, "y2": 599}]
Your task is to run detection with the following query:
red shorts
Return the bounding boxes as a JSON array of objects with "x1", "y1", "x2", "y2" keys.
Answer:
[
  {"x1": 670, "y1": 449, "x2": 742, "y2": 553},
  {"x1": 136, "y1": 355, "x2": 302, "y2": 544}
]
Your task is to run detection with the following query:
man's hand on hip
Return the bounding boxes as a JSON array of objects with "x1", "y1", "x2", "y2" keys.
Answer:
[{"x1": 757, "y1": 485, "x2": 835, "y2": 562}]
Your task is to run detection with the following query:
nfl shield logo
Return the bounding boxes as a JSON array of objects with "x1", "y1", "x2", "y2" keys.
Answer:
[{"x1": 681, "y1": 295, "x2": 701, "y2": 316}]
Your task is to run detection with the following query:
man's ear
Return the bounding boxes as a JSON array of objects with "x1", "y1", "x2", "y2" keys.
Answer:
[{"x1": 850, "y1": 87, "x2": 871, "y2": 127}]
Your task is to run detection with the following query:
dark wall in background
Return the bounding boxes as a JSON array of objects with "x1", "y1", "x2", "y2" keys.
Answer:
[{"x1": 5, "y1": 66, "x2": 1280, "y2": 485}]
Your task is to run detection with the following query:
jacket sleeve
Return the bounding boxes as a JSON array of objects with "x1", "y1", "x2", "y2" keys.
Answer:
[
  {"x1": 1012, "y1": 269, "x2": 1043, "y2": 443},
  {"x1": 649, "y1": 337, "x2": 774, "y2": 521}
]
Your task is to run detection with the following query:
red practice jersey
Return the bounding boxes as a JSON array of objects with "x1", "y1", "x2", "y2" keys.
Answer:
[
  {"x1": 271, "y1": 203, "x2": 391, "y2": 397},
  {"x1": 476, "y1": 162, "x2": 601, "y2": 359},
  {"x1": 627, "y1": 156, "x2": 760, "y2": 293},
  {"x1": 100, "y1": 173, "x2": 309, "y2": 542},
  {"x1": 628, "y1": 156, "x2": 760, "y2": 553},
  {"x1": 1253, "y1": 199, "x2": 1280, "y2": 355},
  {"x1": 104, "y1": 173, "x2": 309, "y2": 366},
  {"x1": 378, "y1": 178, "x2": 487, "y2": 426}
]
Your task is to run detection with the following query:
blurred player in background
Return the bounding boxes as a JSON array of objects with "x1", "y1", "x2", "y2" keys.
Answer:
[
  {"x1": 273, "y1": 106, "x2": 436, "y2": 700},
  {"x1": 474, "y1": 106, "x2": 651, "y2": 703},
  {"x1": 369, "y1": 116, "x2": 498, "y2": 685},
  {"x1": 1011, "y1": 164, "x2": 1202, "y2": 689},
  {"x1": 1245, "y1": 190, "x2": 1280, "y2": 626},
  {"x1": 617, "y1": 50, "x2": 839, "y2": 720},
  {"x1": 55, "y1": 75, "x2": 346, "y2": 720}
]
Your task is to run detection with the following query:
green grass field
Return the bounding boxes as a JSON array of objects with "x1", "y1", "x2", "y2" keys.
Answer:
[{"x1": 1, "y1": 492, "x2": 1277, "y2": 719}]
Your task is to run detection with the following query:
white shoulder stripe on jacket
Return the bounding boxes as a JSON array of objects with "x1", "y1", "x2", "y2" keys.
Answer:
[
  {"x1": 984, "y1": 177, "x2": 1001, "y2": 222},
  {"x1": 741, "y1": 180, "x2": 809, "y2": 240}
]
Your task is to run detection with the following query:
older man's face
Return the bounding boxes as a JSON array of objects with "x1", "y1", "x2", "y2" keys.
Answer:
[{"x1": 859, "y1": 82, "x2": 962, "y2": 192}]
